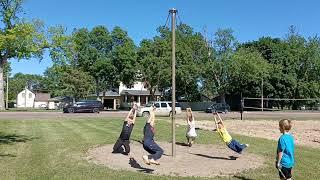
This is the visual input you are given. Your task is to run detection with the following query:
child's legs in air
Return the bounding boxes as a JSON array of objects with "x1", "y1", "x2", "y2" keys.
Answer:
[
  {"x1": 233, "y1": 139, "x2": 247, "y2": 153},
  {"x1": 148, "y1": 143, "x2": 163, "y2": 160},
  {"x1": 144, "y1": 141, "x2": 163, "y2": 160},
  {"x1": 227, "y1": 139, "x2": 246, "y2": 153},
  {"x1": 143, "y1": 142, "x2": 156, "y2": 155}
]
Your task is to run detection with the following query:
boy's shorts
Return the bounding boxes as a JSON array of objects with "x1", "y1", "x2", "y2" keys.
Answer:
[{"x1": 279, "y1": 166, "x2": 292, "y2": 179}]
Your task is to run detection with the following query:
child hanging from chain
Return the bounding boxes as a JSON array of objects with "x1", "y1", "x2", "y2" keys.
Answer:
[
  {"x1": 186, "y1": 108, "x2": 197, "y2": 147},
  {"x1": 213, "y1": 112, "x2": 249, "y2": 154},
  {"x1": 142, "y1": 106, "x2": 164, "y2": 165},
  {"x1": 112, "y1": 103, "x2": 138, "y2": 155}
]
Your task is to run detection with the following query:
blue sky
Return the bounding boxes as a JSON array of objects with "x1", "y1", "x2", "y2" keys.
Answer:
[{"x1": 10, "y1": 0, "x2": 320, "y2": 75}]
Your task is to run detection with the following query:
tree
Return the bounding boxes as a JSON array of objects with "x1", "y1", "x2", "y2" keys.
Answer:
[
  {"x1": 138, "y1": 37, "x2": 171, "y2": 100},
  {"x1": 43, "y1": 65, "x2": 94, "y2": 100},
  {"x1": 60, "y1": 68, "x2": 94, "y2": 100},
  {"x1": 72, "y1": 26, "x2": 115, "y2": 96},
  {"x1": 241, "y1": 26, "x2": 320, "y2": 109},
  {"x1": 228, "y1": 48, "x2": 270, "y2": 97},
  {"x1": 137, "y1": 26, "x2": 171, "y2": 100},
  {"x1": 50, "y1": 26, "x2": 137, "y2": 97},
  {"x1": 111, "y1": 26, "x2": 137, "y2": 86},
  {"x1": 174, "y1": 24, "x2": 209, "y2": 101},
  {"x1": 0, "y1": 0, "x2": 47, "y2": 110},
  {"x1": 138, "y1": 24, "x2": 209, "y2": 101},
  {"x1": 201, "y1": 28, "x2": 237, "y2": 103}
]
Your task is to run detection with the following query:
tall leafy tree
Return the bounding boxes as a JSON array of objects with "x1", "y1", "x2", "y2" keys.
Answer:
[
  {"x1": 52, "y1": 26, "x2": 137, "y2": 97},
  {"x1": 43, "y1": 65, "x2": 94, "y2": 100},
  {"x1": 138, "y1": 36, "x2": 171, "y2": 100},
  {"x1": 111, "y1": 26, "x2": 137, "y2": 86},
  {"x1": 0, "y1": 0, "x2": 47, "y2": 110},
  {"x1": 201, "y1": 28, "x2": 237, "y2": 103},
  {"x1": 241, "y1": 26, "x2": 320, "y2": 109},
  {"x1": 228, "y1": 48, "x2": 270, "y2": 97},
  {"x1": 138, "y1": 24, "x2": 209, "y2": 101}
]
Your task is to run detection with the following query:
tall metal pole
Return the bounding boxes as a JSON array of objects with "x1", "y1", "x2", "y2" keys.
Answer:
[
  {"x1": 169, "y1": 8, "x2": 177, "y2": 157},
  {"x1": 5, "y1": 73, "x2": 8, "y2": 109}
]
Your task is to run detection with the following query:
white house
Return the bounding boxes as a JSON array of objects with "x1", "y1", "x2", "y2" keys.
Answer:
[
  {"x1": 119, "y1": 82, "x2": 161, "y2": 107},
  {"x1": 88, "y1": 82, "x2": 161, "y2": 110},
  {"x1": 16, "y1": 88, "x2": 51, "y2": 108},
  {"x1": 16, "y1": 88, "x2": 35, "y2": 108}
]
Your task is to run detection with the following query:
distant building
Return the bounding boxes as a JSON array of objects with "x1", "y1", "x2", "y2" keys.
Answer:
[
  {"x1": 88, "y1": 82, "x2": 161, "y2": 110},
  {"x1": 17, "y1": 88, "x2": 35, "y2": 108},
  {"x1": 16, "y1": 88, "x2": 51, "y2": 108}
]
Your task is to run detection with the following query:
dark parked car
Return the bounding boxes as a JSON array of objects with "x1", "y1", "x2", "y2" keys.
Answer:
[
  {"x1": 63, "y1": 100, "x2": 103, "y2": 113},
  {"x1": 205, "y1": 103, "x2": 231, "y2": 113}
]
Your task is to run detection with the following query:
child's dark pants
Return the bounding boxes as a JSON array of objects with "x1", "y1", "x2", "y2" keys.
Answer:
[
  {"x1": 143, "y1": 141, "x2": 163, "y2": 160},
  {"x1": 227, "y1": 139, "x2": 247, "y2": 153}
]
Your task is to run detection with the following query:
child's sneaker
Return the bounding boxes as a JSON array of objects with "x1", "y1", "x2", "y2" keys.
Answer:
[
  {"x1": 149, "y1": 159, "x2": 160, "y2": 165},
  {"x1": 142, "y1": 155, "x2": 150, "y2": 165},
  {"x1": 239, "y1": 144, "x2": 249, "y2": 154}
]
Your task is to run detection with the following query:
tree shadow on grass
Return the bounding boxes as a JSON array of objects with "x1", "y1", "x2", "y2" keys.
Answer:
[
  {"x1": 190, "y1": 153, "x2": 238, "y2": 160},
  {"x1": 129, "y1": 157, "x2": 154, "y2": 174},
  {"x1": 0, "y1": 132, "x2": 38, "y2": 145}
]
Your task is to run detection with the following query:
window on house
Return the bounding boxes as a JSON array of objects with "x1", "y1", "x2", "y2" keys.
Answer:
[
  {"x1": 22, "y1": 93, "x2": 25, "y2": 98},
  {"x1": 29, "y1": 93, "x2": 32, "y2": 98}
]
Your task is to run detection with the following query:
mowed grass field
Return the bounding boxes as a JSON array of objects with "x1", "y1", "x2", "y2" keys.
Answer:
[{"x1": 0, "y1": 118, "x2": 319, "y2": 180}]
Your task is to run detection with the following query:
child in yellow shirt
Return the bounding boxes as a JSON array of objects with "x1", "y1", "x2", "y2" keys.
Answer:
[{"x1": 213, "y1": 112, "x2": 248, "y2": 154}]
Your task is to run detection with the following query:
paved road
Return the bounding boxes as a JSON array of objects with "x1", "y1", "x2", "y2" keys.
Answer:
[{"x1": 0, "y1": 111, "x2": 319, "y2": 120}]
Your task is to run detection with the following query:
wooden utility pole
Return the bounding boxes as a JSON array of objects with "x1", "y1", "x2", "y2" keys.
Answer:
[
  {"x1": 5, "y1": 73, "x2": 8, "y2": 109},
  {"x1": 261, "y1": 78, "x2": 264, "y2": 111},
  {"x1": 169, "y1": 8, "x2": 177, "y2": 157}
]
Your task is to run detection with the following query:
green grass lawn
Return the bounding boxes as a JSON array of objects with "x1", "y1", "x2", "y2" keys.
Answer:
[{"x1": 0, "y1": 118, "x2": 319, "y2": 180}]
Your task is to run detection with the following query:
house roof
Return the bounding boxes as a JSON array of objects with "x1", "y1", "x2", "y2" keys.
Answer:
[
  {"x1": 120, "y1": 90, "x2": 161, "y2": 96},
  {"x1": 88, "y1": 89, "x2": 161, "y2": 97},
  {"x1": 88, "y1": 91, "x2": 120, "y2": 97},
  {"x1": 34, "y1": 92, "x2": 50, "y2": 102}
]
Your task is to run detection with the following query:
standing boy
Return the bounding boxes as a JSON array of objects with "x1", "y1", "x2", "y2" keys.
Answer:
[{"x1": 276, "y1": 119, "x2": 295, "y2": 180}]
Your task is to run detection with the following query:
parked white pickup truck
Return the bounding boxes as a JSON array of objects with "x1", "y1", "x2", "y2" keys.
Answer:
[{"x1": 137, "y1": 101, "x2": 182, "y2": 117}]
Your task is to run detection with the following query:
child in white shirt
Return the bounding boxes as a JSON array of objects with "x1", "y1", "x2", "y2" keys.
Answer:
[{"x1": 186, "y1": 108, "x2": 197, "y2": 147}]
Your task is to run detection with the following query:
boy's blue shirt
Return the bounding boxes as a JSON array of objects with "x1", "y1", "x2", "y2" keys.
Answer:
[{"x1": 277, "y1": 133, "x2": 295, "y2": 168}]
